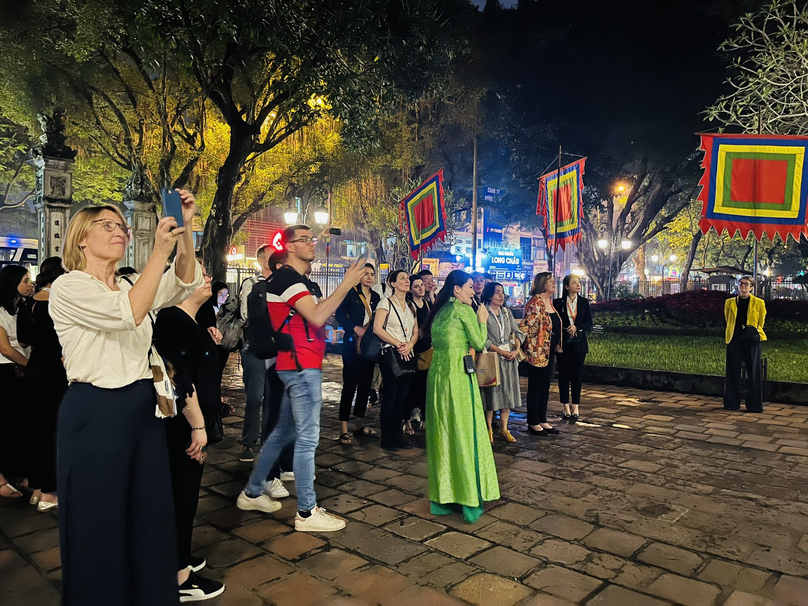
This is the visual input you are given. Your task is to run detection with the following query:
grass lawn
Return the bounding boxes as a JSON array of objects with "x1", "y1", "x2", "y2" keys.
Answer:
[{"x1": 587, "y1": 334, "x2": 808, "y2": 383}]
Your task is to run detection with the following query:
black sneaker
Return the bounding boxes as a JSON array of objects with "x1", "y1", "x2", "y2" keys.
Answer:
[
  {"x1": 188, "y1": 555, "x2": 206, "y2": 573},
  {"x1": 238, "y1": 446, "x2": 255, "y2": 462},
  {"x1": 179, "y1": 573, "x2": 225, "y2": 602}
]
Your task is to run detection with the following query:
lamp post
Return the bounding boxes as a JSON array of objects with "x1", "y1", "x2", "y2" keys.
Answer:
[{"x1": 597, "y1": 229, "x2": 632, "y2": 300}]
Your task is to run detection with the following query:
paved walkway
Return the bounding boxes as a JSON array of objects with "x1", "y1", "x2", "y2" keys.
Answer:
[{"x1": 3, "y1": 356, "x2": 808, "y2": 606}]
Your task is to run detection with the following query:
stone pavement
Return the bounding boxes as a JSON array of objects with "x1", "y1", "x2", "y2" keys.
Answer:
[{"x1": 3, "y1": 355, "x2": 808, "y2": 606}]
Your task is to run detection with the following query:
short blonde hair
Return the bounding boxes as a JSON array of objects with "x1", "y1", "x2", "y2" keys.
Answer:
[{"x1": 63, "y1": 205, "x2": 129, "y2": 271}]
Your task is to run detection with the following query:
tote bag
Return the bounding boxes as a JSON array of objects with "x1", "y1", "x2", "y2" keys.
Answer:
[{"x1": 475, "y1": 351, "x2": 501, "y2": 387}]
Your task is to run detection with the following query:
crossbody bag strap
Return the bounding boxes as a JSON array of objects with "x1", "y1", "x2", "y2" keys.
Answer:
[{"x1": 388, "y1": 298, "x2": 408, "y2": 338}]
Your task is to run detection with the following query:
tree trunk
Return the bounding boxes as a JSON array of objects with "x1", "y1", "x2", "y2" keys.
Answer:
[
  {"x1": 680, "y1": 230, "x2": 702, "y2": 291},
  {"x1": 201, "y1": 126, "x2": 254, "y2": 281}
]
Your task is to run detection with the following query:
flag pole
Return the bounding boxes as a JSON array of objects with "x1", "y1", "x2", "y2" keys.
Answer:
[
  {"x1": 553, "y1": 144, "x2": 562, "y2": 283},
  {"x1": 754, "y1": 106, "x2": 762, "y2": 293}
]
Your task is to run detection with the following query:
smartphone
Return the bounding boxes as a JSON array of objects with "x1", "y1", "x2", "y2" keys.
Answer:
[
  {"x1": 161, "y1": 188, "x2": 184, "y2": 229},
  {"x1": 463, "y1": 354, "x2": 476, "y2": 375}
]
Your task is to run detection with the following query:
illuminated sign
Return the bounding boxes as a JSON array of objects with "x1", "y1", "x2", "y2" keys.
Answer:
[{"x1": 272, "y1": 231, "x2": 284, "y2": 251}]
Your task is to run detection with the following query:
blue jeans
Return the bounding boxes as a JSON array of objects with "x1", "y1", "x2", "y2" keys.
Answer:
[
  {"x1": 241, "y1": 345, "x2": 270, "y2": 446},
  {"x1": 245, "y1": 369, "x2": 321, "y2": 512}
]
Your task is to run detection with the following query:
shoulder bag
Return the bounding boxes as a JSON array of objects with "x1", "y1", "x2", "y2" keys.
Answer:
[
  {"x1": 380, "y1": 299, "x2": 416, "y2": 377},
  {"x1": 356, "y1": 290, "x2": 374, "y2": 354},
  {"x1": 475, "y1": 350, "x2": 501, "y2": 387},
  {"x1": 359, "y1": 303, "x2": 388, "y2": 363}
]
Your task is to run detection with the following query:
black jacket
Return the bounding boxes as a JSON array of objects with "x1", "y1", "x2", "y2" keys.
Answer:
[
  {"x1": 336, "y1": 286, "x2": 381, "y2": 341},
  {"x1": 553, "y1": 295, "x2": 593, "y2": 354}
]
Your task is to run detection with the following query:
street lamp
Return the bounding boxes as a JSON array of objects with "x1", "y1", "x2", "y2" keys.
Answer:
[
  {"x1": 597, "y1": 238, "x2": 609, "y2": 249},
  {"x1": 669, "y1": 253, "x2": 677, "y2": 262},
  {"x1": 313, "y1": 205, "x2": 329, "y2": 226},
  {"x1": 620, "y1": 239, "x2": 632, "y2": 250},
  {"x1": 283, "y1": 207, "x2": 300, "y2": 225},
  {"x1": 651, "y1": 254, "x2": 659, "y2": 263}
]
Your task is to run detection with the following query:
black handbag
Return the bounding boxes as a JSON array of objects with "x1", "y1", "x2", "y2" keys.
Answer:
[
  {"x1": 206, "y1": 408, "x2": 224, "y2": 445},
  {"x1": 359, "y1": 311, "x2": 388, "y2": 362},
  {"x1": 380, "y1": 301, "x2": 416, "y2": 377},
  {"x1": 382, "y1": 346, "x2": 417, "y2": 377}
]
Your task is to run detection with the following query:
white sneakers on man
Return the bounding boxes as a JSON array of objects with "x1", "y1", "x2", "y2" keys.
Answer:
[
  {"x1": 279, "y1": 471, "x2": 295, "y2": 482},
  {"x1": 236, "y1": 491, "x2": 281, "y2": 513},
  {"x1": 294, "y1": 507, "x2": 346, "y2": 532},
  {"x1": 264, "y1": 478, "x2": 290, "y2": 499}
]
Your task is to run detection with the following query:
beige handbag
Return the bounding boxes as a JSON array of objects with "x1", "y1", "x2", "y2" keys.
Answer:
[
  {"x1": 510, "y1": 333, "x2": 526, "y2": 362},
  {"x1": 475, "y1": 351, "x2": 501, "y2": 387}
]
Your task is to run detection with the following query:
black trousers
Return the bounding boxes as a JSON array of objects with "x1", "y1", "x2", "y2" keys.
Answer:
[
  {"x1": 166, "y1": 415, "x2": 204, "y2": 571},
  {"x1": 557, "y1": 345, "x2": 586, "y2": 405},
  {"x1": 526, "y1": 352, "x2": 556, "y2": 425},
  {"x1": 263, "y1": 365, "x2": 294, "y2": 480},
  {"x1": 339, "y1": 341, "x2": 376, "y2": 422},
  {"x1": 379, "y1": 362, "x2": 413, "y2": 444},
  {"x1": 58, "y1": 381, "x2": 177, "y2": 606},
  {"x1": 724, "y1": 340, "x2": 763, "y2": 412},
  {"x1": 0, "y1": 365, "x2": 26, "y2": 480},
  {"x1": 405, "y1": 369, "x2": 428, "y2": 422}
]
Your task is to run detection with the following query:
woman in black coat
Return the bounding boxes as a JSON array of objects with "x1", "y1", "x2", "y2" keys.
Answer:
[
  {"x1": 553, "y1": 274, "x2": 593, "y2": 421},
  {"x1": 335, "y1": 263, "x2": 380, "y2": 444}
]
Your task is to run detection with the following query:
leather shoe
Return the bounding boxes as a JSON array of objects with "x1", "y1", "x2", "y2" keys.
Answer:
[
  {"x1": 543, "y1": 426, "x2": 560, "y2": 434},
  {"x1": 381, "y1": 440, "x2": 401, "y2": 452},
  {"x1": 395, "y1": 437, "x2": 414, "y2": 449},
  {"x1": 527, "y1": 426, "x2": 549, "y2": 437}
]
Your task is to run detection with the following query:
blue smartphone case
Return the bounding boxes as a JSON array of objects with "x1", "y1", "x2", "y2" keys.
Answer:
[{"x1": 161, "y1": 188, "x2": 184, "y2": 228}]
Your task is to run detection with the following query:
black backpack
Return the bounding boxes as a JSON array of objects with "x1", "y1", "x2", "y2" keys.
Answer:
[{"x1": 246, "y1": 278, "x2": 296, "y2": 359}]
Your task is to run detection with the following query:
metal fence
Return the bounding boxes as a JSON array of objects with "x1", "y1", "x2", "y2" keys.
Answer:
[{"x1": 593, "y1": 278, "x2": 807, "y2": 301}]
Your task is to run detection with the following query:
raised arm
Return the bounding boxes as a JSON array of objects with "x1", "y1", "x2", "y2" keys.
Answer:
[{"x1": 292, "y1": 260, "x2": 369, "y2": 328}]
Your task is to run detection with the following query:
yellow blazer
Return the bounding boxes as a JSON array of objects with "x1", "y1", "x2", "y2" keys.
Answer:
[{"x1": 724, "y1": 295, "x2": 767, "y2": 344}]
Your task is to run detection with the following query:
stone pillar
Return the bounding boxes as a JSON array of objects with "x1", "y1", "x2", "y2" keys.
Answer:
[
  {"x1": 124, "y1": 199, "x2": 157, "y2": 271},
  {"x1": 123, "y1": 166, "x2": 157, "y2": 271},
  {"x1": 33, "y1": 110, "x2": 77, "y2": 262}
]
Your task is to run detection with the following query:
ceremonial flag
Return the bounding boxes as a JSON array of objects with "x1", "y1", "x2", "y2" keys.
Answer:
[
  {"x1": 536, "y1": 158, "x2": 586, "y2": 250},
  {"x1": 698, "y1": 134, "x2": 808, "y2": 241},
  {"x1": 400, "y1": 169, "x2": 448, "y2": 259}
]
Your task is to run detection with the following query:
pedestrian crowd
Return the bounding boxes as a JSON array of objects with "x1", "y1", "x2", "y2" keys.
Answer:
[{"x1": 0, "y1": 196, "x2": 765, "y2": 605}]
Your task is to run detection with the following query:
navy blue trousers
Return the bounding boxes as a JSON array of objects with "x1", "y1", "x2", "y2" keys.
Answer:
[{"x1": 58, "y1": 380, "x2": 178, "y2": 605}]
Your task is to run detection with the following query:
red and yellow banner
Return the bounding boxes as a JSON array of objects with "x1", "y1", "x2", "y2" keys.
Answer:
[
  {"x1": 400, "y1": 170, "x2": 448, "y2": 259},
  {"x1": 536, "y1": 159, "x2": 586, "y2": 251},
  {"x1": 698, "y1": 134, "x2": 808, "y2": 241}
]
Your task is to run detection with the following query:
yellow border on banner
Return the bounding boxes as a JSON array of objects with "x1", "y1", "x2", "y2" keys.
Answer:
[
  {"x1": 546, "y1": 171, "x2": 580, "y2": 234},
  {"x1": 407, "y1": 182, "x2": 441, "y2": 245},
  {"x1": 714, "y1": 144, "x2": 803, "y2": 218}
]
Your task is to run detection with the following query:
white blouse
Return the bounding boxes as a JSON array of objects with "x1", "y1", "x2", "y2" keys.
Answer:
[
  {"x1": 0, "y1": 307, "x2": 30, "y2": 364},
  {"x1": 377, "y1": 296, "x2": 416, "y2": 344},
  {"x1": 49, "y1": 262, "x2": 203, "y2": 389}
]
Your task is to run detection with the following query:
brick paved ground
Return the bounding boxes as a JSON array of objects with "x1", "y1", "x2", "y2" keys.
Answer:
[{"x1": 3, "y1": 355, "x2": 808, "y2": 606}]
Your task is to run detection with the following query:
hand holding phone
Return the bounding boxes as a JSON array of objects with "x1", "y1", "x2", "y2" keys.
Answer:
[{"x1": 161, "y1": 188, "x2": 185, "y2": 229}]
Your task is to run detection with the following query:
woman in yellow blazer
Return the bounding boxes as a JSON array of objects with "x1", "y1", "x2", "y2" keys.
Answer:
[{"x1": 723, "y1": 276, "x2": 766, "y2": 412}]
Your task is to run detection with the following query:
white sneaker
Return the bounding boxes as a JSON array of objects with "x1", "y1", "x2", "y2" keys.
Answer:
[
  {"x1": 264, "y1": 478, "x2": 290, "y2": 499},
  {"x1": 236, "y1": 490, "x2": 282, "y2": 513},
  {"x1": 280, "y1": 471, "x2": 295, "y2": 482},
  {"x1": 295, "y1": 506, "x2": 346, "y2": 532}
]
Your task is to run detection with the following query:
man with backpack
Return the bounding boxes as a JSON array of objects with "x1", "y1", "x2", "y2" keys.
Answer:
[
  {"x1": 237, "y1": 224, "x2": 370, "y2": 532},
  {"x1": 237, "y1": 245, "x2": 273, "y2": 462}
]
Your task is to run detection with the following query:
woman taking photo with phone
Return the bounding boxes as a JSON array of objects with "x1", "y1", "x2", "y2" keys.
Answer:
[
  {"x1": 373, "y1": 270, "x2": 418, "y2": 452},
  {"x1": 424, "y1": 270, "x2": 499, "y2": 524},
  {"x1": 50, "y1": 192, "x2": 202, "y2": 606}
]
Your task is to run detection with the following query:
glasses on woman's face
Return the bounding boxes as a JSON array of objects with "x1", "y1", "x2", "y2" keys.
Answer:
[{"x1": 93, "y1": 219, "x2": 131, "y2": 236}]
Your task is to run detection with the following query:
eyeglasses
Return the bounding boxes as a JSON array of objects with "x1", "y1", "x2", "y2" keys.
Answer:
[
  {"x1": 93, "y1": 219, "x2": 131, "y2": 236},
  {"x1": 288, "y1": 236, "x2": 318, "y2": 245}
]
